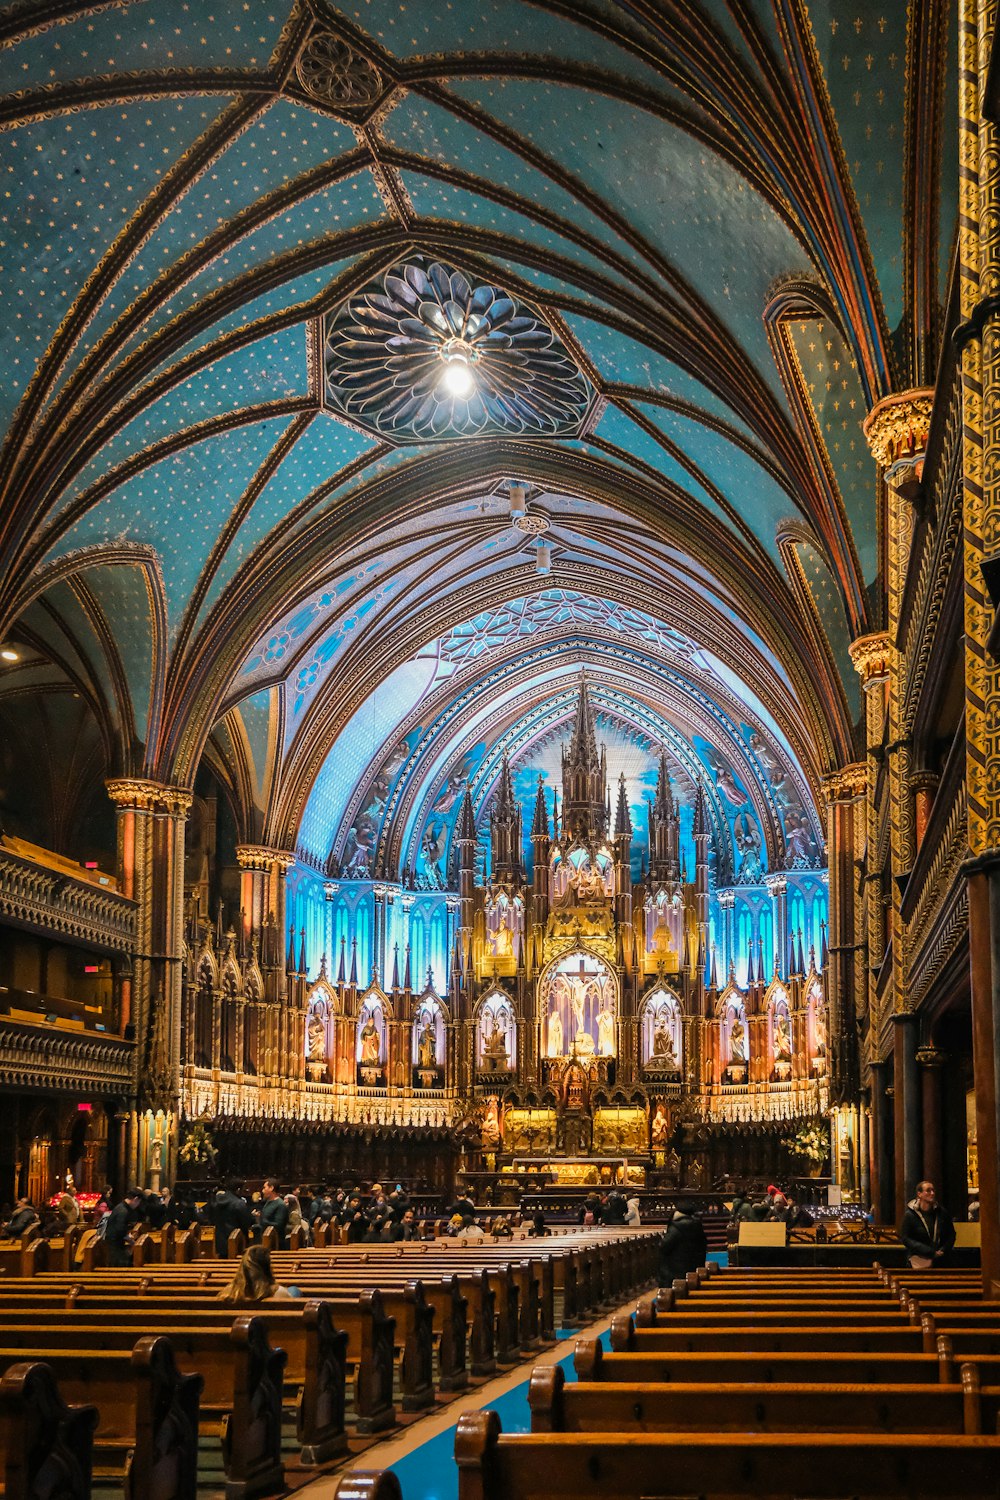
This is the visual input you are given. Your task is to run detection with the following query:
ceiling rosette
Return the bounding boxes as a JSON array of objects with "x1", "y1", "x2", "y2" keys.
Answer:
[{"x1": 323, "y1": 256, "x2": 595, "y2": 442}]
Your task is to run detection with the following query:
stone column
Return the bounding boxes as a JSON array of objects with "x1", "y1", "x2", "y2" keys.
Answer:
[
  {"x1": 892, "y1": 1012, "x2": 920, "y2": 1219},
  {"x1": 858, "y1": 1096, "x2": 871, "y2": 1209},
  {"x1": 909, "y1": 772, "x2": 940, "y2": 851},
  {"x1": 764, "y1": 875, "x2": 787, "y2": 979},
  {"x1": 717, "y1": 889, "x2": 736, "y2": 980},
  {"x1": 820, "y1": 766, "x2": 867, "y2": 1100},
  {"x1": 106, "y1": 778, "x2": 191, "y2": 1181},
  {"x1": 916, "y1": 1046, "x2": 947, "y2": 1191},
  {"x1": 953, "y1": 0, "x2": 1000, "y2": 1297},
  {"x1": 869, "y1": 1058, "x2": 894, "y2": 1223}
]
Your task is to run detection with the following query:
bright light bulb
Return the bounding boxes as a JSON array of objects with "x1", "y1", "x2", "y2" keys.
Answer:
[
  {"x1": 508, "y1": 484, "x2": 527, "y2": 519},
  {"x1": 441, "y1": 354, "x2": 475, "y2": 399},
  {"x1": 0, "y1": 647, "x2": 18, "y2": 663}
]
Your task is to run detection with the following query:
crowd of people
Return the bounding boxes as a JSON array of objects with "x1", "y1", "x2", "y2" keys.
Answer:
[{"x1": 1, "y1": 1173, "x2": 961, "y2": 1277}]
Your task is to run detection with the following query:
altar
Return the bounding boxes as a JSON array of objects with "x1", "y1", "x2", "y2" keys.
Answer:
[{"x1": 504, "y1": 1155, "x2": 647, "y2": 1187}]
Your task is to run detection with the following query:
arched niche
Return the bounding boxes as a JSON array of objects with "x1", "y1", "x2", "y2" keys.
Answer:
[
  {"x1": 477, "y1": 989, "x2": 517, "y2": 1070},
  {"x1": 412, "y1": 995, "x2": 445, "y2": 1085},
  {"x1": 538, "y1": 949, "x2": 617, "y2": 1061},
  {"x1": 767, "y1": 983, "x2": 792, "y2": 1080},
  {"x1": 356, "y1": 990, "x2": 388, "y2": 1085},
  {"x1": 640, "y1": 986, "x2": 683, "y2": 1074}
]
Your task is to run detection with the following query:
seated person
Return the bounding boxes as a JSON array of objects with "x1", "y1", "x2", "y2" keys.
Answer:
[
  {"x1": 2, "y1": 1197, "x2": 39, "y2": 1239},
  {"x1": 217, "y1": 1245, "x2": 297, "y2": 1302}
]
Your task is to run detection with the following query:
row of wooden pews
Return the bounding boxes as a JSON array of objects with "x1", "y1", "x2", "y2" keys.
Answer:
[
  {"x1": 346, "y1": 1263, "x2": 1000, "y2": 1500},
  {"x1": 0, "y1": 1225, "x2": 658, "y2": 1499}
]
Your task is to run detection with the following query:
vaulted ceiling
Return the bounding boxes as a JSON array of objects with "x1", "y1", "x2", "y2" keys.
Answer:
[{"x1": 0, "y1": 0, "x2": 955, "y2": 876}]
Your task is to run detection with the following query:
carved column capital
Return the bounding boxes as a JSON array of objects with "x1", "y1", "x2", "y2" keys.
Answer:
[
  {"x1": 915, "y1": 1047, "x2": 948, "y2": 1069},
  {"x1": 862, "y1": 387, "x2": 934, "y2": 494},
  {"x1": 849, "y1": 631, "x2": 893, "y2": 686},
  {"x1": 235, "y1": 843, "x2": 294, "y2": 872},
  {"x1": 106, "y1": 778, "x2": 192, "y2": 816},
  {"x1": 821, "y1": 763, "x2": 868, "y2": 803}
]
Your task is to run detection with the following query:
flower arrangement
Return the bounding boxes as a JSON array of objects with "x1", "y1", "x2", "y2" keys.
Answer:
[
  {"x1": 790, "y1": 1122, "x2": 828, "y2": 1165},
  {"x1": 178, "y1": 1121, "x2": 217, "y2": 1168}
]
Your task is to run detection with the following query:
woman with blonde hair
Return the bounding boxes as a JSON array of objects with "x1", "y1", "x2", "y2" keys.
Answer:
[{"x1": 218, "y1": 1245, "x2": 294, "y2": 1303}]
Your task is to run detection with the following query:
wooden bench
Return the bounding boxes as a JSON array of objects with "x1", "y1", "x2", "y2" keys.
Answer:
[
  {"x1": 573, "y1": 1333, "x2": 974, "y2": 1386},
  {"x1": 451, "y1": 1408, "x2": 1000, "y2": 1499},
  {"x1": 527, "y1": 1360, "x2": 996, "y2": 1436},
  {"x1": 0, "y1": 1336, "x2": 202, "y2": 1500},
  {"x1": 0, "y1": 1299, "x2": 348, "y2": 1466},
  {"x1": 0, "y1": 1360, "x2": 97, "y2": 1500}
]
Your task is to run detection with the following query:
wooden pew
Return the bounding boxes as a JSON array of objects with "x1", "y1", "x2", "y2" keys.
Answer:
[
  {"x1": 527, "y1": 1360, "x2": 995, "y2": 1437},
  {"x1": 0, "y1": 1295, "x2": 371, "y2": 1452},
  {"x1": 452, "y1": 1407, "x2": 1000, "y2": 1499},
  {"x1": 0, "y1": 1336, "x2": 201, "y2": 1500},
  {"x1": 574, "y1": 1333, "x2": 976, "y2": 1387},
  {"x1": 0, "y1": 1360, "x2": 97, "y2": 1500}
]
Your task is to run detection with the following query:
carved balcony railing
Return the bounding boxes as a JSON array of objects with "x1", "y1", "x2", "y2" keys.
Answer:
[
  {"x1": 0, "y1": 1016, "x2": 133, "y2": 1095},
  {"x1": 0, "y1": 844, "x2": 136, "y2": 953}
]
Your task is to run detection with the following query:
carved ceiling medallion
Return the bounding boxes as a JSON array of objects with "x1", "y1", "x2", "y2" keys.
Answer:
[
  {"x1": 296, "y1": 30, "x2": 384, "y2": 111},
  {"x1": 323, "y1": 256, "x2": 594, "y2": 442}
]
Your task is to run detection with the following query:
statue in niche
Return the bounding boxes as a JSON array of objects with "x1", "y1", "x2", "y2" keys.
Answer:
[
  {"x1": 488, "y1": 915, "x2": 513, "y2": 958},
  {"x1": 481, "y1": 1096, "x2": 501, "y2": 1149},
  {"x1": 773, "y1": 1012, "x2": 792, "y2": 1063},
  {"x1": 652, "y1": 1018, "x2": 677, "y2": 1067},
  {"x1": 554, "y1": 865, "x2": 581, "y2": 911},
  {"x1": 651, "y1": 1102, "x2": 669, "y2": 1149},
  {"x1": 359, "y1": 1016, "x2": 381, "y2": 1066},
  {"x1": 734, "y1": 811, "x2": 763, "y2": 881},
  {"x1": 547, "y1": 1005, "x2": 564, "y2": 1058},
  {"x1": 813, "y1": 1005, "x2": 827, "y2": 1057},
  {"x1": 570, "y1": 981, "x2": 586, "y2": 1041},
  {"x1": 484, "y1": 1015, "x2": 508, "y2": 1062},
  {"x1": 729, "y1": 1019, "x2": 747, "y2": 1066},
  {"x1": 308, "y1": 1010, "x2": 327, "y2": 1061},
  {"x1": 417, "y1": 1019, "x2": 437, "y2": 1070},
  {"x1": 579, "y1": 861, "x2": 607, "y2": 901},
  {"x1": 596, "y1": 999, "x2": 616, "y2": 1057}
]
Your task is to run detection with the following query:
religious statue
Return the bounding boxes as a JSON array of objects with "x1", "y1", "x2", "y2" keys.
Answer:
[
  {"x1": 596, "y1": 999, "x2": 616, "y2": 1057},
  {"x1": 359, "y1": 1016, "x2": 381, "y2": 1066},
  {"x1": 773, "y1": 1012, "x2": 792, "y2": 1063},
  {"x1": 652, "y1": 1019, "x2": 677, "y2": 1067},
  {"x1": 729, "y1": 1018, "x2": 747, "y2": 1066},
  {"x1": 570, "y1": 981, "x2": 586, "y2": 1040},
  {"x1": 308, "y1": 1010, "x2": 327, "y2": 1061},
  {"x1": 813, "y1": 1005, "x2": 827, "y2": 1056},
  {"x1": 484, "y1": 1017, "x2": 508, "y2": 1062},
  {"x1": 547, "y1": 1004, "x2": 563, "y2": 1058},
  {"x1": 651, "y1": 1102, "x2": 669, "y2": 1149},
  {"x1": 417, "y1": 1019, "x2": 437, "y2": 1070},
  {"x1": 488, "y1": 918, "x2": 513, "y2": 958},
  {"x1": 481, "y1": 1095, "x2": 501, "y2": 1149},
  {"x1": 579, "y1": 861, "x2": 606, "y2": 901}
]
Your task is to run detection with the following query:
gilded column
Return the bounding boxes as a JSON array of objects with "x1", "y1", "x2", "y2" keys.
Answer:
[
  {"x1": 821, "y1": 765, "x2": 867, "y2": 1102},
  {"x1": 959, "y1": 0, "x2": 1000, "y2": 1295},
  {"x1": 107, "y1": 778, "x2": 191, "y2": 1180}
]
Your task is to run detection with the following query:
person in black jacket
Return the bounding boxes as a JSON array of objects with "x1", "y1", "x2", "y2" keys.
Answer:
[
  {"x1": 899, "y1": 1181, "x2": 956, "y2": 1267},
  {"x1": 2, "y1": 1197, "x2": 39, "y2": 1239},
  {"x1": 105, "y1": 1187, "x2": 143, "y2": 1267},
  {"x1": 212, "y1": 1183, "x2": 252, "y2": 1257},
  {"x1": 658, "y1": 1206, "x2": 709, "y2": 1283}
]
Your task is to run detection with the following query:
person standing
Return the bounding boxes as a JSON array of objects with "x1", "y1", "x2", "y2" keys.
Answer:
[
  {"x1": 256, "y1": 1178, "x2": 289, "y2": 1248},
  {"x1": 658, "y1": 1205, "x2": 709, "y2": 1283},
  {"x1": 212, "y1": 1182, "x2": 252, "y2": 1256},
  {"x1": 900, "y1": 1181, "x2": 956, "y2": 1267},
  {"x1": 105, "y1": 1188, "x2": 142, "y2": 1267}
]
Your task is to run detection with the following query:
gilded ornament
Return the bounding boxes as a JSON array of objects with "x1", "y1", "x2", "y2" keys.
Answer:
[
  {"x1": 296, "y1": 31, "x2": 383, "y2": 111},
  {"x1": 848, "y1": 631, "x2": 892, "y2": 685},
  {"x1": 862, "y1": 388, "x2": 934, "y2": 492}
]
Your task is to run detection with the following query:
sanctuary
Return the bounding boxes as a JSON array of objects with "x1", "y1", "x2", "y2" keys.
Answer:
[{"x1": 179, "y1": 675, "x2": 830, "y2": 1191}]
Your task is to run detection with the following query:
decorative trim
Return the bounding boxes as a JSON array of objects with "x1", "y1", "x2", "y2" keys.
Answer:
[{"x1": 0, "y1": 849, "x2": 136, "y2": 953}]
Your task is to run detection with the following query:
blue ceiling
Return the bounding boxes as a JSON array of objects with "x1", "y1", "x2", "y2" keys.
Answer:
[{"x1": 0, "y1": 0, "x2": 955, "y2": 871}]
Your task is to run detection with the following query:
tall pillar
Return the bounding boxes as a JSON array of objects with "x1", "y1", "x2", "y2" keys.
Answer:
[
  {"x1": 916, "y1": 1046, "x2": 947, "y2": 1190},
  {"x1": 892, "y1": 1012, "x2": 920, "y2": 1219},
  {"x1": 764, "y1": 875, "x2": 787, "y2": 979},
  {"x1": 820, "y1": 766, "x2": 867, "y2": 1101},
  {"x1": 870, "y1": 1058, "x2": 894, "y2": 1223},
  {"x1": 958, "y1": 0, "x2": 1000, "y2": 1297},
  {"x1": 106, "y1": 778, "x2": 191, "y2": 1181},
  {"x1": 858, "y1": 1096, "x2": 871, "y2": 1209},
  {"x1": 717, "y1": 890, "x2": 736, "y2": 979},
  {"x1": 236, "y1": 846, "x2": 293, "y2": 984}
]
